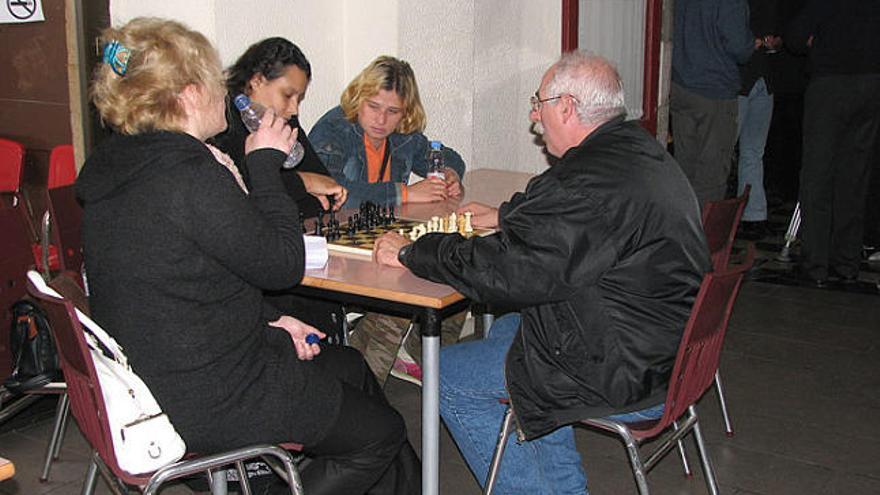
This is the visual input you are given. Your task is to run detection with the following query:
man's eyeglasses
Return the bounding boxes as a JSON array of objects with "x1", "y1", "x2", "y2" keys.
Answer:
[{"x1": 529, "y1": 92, "x2": 578, "y2": 112}]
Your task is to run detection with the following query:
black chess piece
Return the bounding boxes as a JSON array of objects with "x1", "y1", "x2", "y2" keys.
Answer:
[
  {"x1": 389, "y1": 205, "x2": 396, "y2": 223},
  {"x1": 315, "y1": 210, "x2": 325, "y2": 236},
  {"x1": 328, "y1": 203, "x2": 337, "y2": 233}
]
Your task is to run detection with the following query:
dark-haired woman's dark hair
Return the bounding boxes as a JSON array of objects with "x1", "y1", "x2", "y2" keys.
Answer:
[{"x1": 226, "y1": 37, "x2": 311, "y2": 95}]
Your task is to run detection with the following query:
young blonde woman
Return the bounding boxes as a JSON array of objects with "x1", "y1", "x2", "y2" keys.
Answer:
[
  {"x1": 310, "y1": 55, "x2": 465, "y2": 208},
  {"x1": 310, "y1": 56, "x2": 468, "y2": 386}
]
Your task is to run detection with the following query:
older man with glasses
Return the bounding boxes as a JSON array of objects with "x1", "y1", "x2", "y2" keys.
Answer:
[{"x1": 373, "y1": 51, "x2": 710, "y2": 494}]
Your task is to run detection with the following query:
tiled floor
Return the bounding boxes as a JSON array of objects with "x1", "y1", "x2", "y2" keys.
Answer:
[{"x1": 2, "y1": 253, "x2": 879, "y2": 494}]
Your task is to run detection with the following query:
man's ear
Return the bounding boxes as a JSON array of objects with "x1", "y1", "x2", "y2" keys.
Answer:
[{"x1": 560, "y1": 95, "x2": 577, "y2": 124}]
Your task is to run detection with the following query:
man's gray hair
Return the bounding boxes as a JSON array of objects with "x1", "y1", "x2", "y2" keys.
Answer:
[{"x1": 546, "y1": 51, "x2": 626, "y2": 126}]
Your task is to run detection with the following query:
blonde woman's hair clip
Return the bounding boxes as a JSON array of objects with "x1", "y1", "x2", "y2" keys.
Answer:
[{"x1": 102, "y1": 40, "x2": 131, "y2": 76}]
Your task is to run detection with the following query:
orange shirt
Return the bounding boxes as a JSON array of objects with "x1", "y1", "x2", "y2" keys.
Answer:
[
  {"x1": 364, "y1": 134, "x2": 407, "y2": 202},
  {"x1": 364, "y1": 134, "x2": 391, "y2": 183}
]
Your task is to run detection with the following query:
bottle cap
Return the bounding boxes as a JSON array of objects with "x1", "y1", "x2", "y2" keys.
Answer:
[
  {"x1": 233, "y1": 94, "x2": 251, "y2": 111},
  {"x1": 430, "y1": 140, "x2": 442, "y2": 150}
]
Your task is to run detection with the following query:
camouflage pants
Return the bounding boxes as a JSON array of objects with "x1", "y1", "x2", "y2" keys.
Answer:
[{"x1": 348, "y1": 311, "x2": 468, "y2": 386}]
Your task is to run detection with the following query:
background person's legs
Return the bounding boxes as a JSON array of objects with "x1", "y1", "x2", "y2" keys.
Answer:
[
  {"x1": 671, "y1": 83, "x2": 739, "y2": 208},
  {"x1": 348, "y1": 313, "x2": 411, "y2": 386},
  {"x1": 737, "y1": 78, "x2": 773, "y2": 226}
]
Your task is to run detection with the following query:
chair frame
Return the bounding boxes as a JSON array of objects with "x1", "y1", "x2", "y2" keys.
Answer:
[
  {"x1": 25, "y1": 271, "x2": 305, "y2": 495},
  {"x1": 484, "y1": 246, "x2": 755, "y2": 495},
  {"x1": 701, "y1": 186, "x2": 750, "y2": 437}
]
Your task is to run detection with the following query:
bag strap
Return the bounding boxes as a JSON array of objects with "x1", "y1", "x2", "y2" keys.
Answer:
[
  {"x1": 377, "y1": 139, "x2": 392, "y2": 183},
  {"x1": 26, "y1": 271, "x2": 129, "y2": 368}
]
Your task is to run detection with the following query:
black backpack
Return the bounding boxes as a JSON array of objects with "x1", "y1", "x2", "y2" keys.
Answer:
[{"x1": 4, "y1": 299, "x2": 61, "y2": 394}]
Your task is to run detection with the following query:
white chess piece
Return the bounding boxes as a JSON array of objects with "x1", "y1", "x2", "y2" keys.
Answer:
[
  {"x1": 463, "y1": 211, "x2": 474, "y2": 234},
  {"x1": 448, "y1": 212, "x2": 457, "y2": 233}
]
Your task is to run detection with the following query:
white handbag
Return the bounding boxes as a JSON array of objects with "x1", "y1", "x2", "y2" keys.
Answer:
[{"x1": 27, "y1": 272, "x2": 187, "y2": 474}]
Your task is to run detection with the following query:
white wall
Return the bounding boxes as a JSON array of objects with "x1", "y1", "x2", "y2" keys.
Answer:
[{"x1": 110, "y1": 0, "x2": 562, "y2": 174}]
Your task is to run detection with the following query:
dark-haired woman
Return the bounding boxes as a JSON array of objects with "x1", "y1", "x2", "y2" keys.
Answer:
[
  {"x1": 213, "y1": 37, "x2": 346, "y2": 217},
  {"x1": 213, "y1": 37, "x2": 348, "y2": 348}
]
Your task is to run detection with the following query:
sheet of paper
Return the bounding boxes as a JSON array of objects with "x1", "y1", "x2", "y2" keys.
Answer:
[{"x1": 304, "y1": 235, "x2": 328, "y2": 269}]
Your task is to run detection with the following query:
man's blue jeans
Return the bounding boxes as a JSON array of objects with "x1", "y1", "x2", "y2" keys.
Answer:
[
  {"x1": 737, "y1": 77, "x2": 774, "y2": 222},
  {"x1": 439, "y1": 313, "x2": 664, "y2": 494}
]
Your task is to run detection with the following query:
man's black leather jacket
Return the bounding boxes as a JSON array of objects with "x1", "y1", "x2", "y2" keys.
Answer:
[{"x1": 402, "y1": 117, "x2": 711, "y2": 439}]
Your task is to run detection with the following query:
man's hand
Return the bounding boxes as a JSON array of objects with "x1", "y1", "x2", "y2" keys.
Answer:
[
  {"x1": 443, "y1": 168, "x2": 464, "y2": 199},
  {"x1": 298, "y1": 172, "x2": 347, "y2": 210},
  {"x1": 456, "y1": 201, "x2": 499, "y2": 229},
  {"x1": 407, "y1": 177, "x2": 448, "y2": 203},
  {"x1": 373, "y1": 232, "x2": 411, "y2": 268},
  {"x1": 245, "y1": 108, "x2": 296, "y2": 156},
  {"x1": 269, "y1": 315, "x2": 324, "y2": 360}
]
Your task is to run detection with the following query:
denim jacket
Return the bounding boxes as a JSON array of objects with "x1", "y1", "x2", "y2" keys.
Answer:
[{"x1": 309, "y1": 106, "x2": 466, "y2": 207}]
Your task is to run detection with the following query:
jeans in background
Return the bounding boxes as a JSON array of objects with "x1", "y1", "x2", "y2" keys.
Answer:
[{"x1": 737, "y1": 77, "x2": 774, "y2": 221}]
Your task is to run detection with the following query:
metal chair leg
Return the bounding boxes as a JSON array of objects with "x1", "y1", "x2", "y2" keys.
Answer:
[
  {"x1": 715, "y1": 371, "x2": 734, "y2": 436},
  {"x1": 777, "y1": 201, "x2": 801, "y2": 262},
  {"x1": 621, "y1": 431, "x2": 650, "y2": 495},
  {"x1": 672, "y1": 420, "x2": 693, "y2": 477},
  {"x1": 53, "y1": 393, "x2": 71, "y2": 458},
  {"x1": 690, "y1": 406, "x2": 720, "y2": 495},
  {"x1": 40, "y1": 393, "x2": 70, "y2": 481},
  {"x1": 484, "y1": 407, "x2": 515, "y2": 495},
  {"x1": 210, "y1": 468, "x2": 229, "y2": 495},
  {"x1": 234, "y1": 461, "x2": 251, "y2": 495},
  {"x1": 482, "y1": 313, "x2": 495, "y2": 338},
  {"x1": 80, "y1": 457, "x2": 99, "y2": 495}
]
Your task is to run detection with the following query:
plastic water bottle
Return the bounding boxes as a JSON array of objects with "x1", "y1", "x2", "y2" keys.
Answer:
[
  {"x1": 427, "y1": 140, "x2": 446, "y2": 180},
  {"x1": 233, "y1": 94, "x2": 304, "y2": 169}
]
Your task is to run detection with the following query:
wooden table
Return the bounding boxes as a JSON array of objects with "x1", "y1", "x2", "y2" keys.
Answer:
[{"x1": 297, "y1": 168, "x2": 534, "y2": 495}]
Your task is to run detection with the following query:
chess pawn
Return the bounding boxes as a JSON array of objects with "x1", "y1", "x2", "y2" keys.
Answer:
[
  {"x1": 463, "y1": 211, "x2": 474, "y2": 234},
  {"x1": 448, "y1": 212, "x2": 457, "y2": 233}
]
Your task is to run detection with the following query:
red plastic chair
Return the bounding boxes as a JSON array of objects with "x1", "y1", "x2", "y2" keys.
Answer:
[
  {"x1": 0, "y1": 137, "x2": 25, "y2": 199},
  {"x1": 48, "y1": 144, "x2": 77, "y2": 189},
  {"x1": 484, "y1": 246, "x2": 755, "y2": 495},
  {"x1": 701, "y1": 186, "x2": 749, "y2": 437},
  {"x1": 45, "y1": 144, "x2": 84, "y2": 276},
  {"x1": 25, "y1": 270, "x2": 305, "y2": 495},
  {"x1": 701, "y1": 185, "x2": 749, "y2": 273}
]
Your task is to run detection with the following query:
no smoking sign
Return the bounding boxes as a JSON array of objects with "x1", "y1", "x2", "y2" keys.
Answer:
[{"x1": 2, "y1": 0, "x2": 45, "y2": 23}]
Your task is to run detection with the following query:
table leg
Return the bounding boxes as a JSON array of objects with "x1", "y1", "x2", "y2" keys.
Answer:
[{"x1": 421, "y1": 308, "x2": 440, "y2": 495}]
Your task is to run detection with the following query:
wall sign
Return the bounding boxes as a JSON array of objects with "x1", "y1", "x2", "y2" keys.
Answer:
[{"x1": 2, "y1": 0, "x2": 45, "y2": 23}]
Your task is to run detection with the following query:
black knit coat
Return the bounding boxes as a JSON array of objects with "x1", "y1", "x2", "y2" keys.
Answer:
[{"x1": 76, "y1": 131, "x2": 341, "y2": 452}]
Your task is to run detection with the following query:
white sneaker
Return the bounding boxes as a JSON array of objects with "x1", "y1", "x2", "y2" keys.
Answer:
[{"x1": 390, "y1": 347, "x2": 422, "y2": 386}]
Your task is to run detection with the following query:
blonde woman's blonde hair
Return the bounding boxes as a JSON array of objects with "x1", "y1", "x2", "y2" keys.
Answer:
[
  {"x1": 91, "y1": 17, "x2": 225, "y2": 135},
  {"x1": 340, "y1": 56, "x2": 426, "y2": 134}
]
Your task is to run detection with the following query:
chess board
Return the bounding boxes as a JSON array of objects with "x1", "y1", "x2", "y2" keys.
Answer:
[{"x1": 325, "y1": 218, "x2": 491, "y2": 257}]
